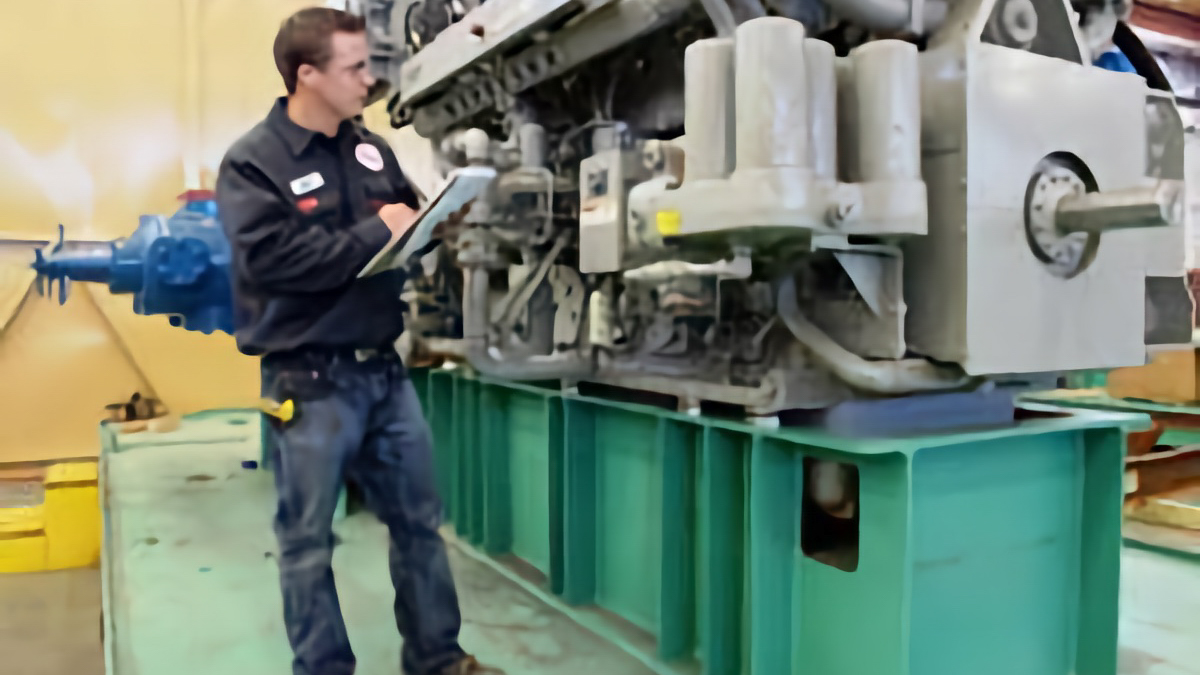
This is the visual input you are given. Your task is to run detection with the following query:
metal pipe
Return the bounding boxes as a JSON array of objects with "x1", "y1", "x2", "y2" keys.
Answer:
[
  {"x1": 518, "y1": 123, "x2": 547, "y2": 168},
  {"x1": 587, "y1": 368, "x2": 782, "y2": 411},
  {"x1": 421, "y1": 337, "x2": 468, "y2": 358},
  {"x1": 1056, "y1": 182, "x2": 1184, "y2": 234},
  {"x1": 623, "y1": 253, "x2": 752, "y2": 283},
  {"x1": 824, "y1": 0, "x2": 948, "y2": 34},
  {"x1": 462, "y1": 267, "x2": 594, "y2": 380},
  {"x1": 491, "y1": 233, "x2": 569, "y2": 333},
  {"x1": 697, "y1": 0, "x2": 739, "y2": 37},
  {"x1": 777, "y1": 276, "x2": 970, "y2": 394}
]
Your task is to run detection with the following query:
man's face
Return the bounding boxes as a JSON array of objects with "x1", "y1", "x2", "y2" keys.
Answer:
[{"x1": 298, "y1": 31, "x2": 375, "y2": 120}]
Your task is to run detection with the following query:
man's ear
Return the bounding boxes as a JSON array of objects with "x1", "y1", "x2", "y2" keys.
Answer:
[{"x1": 296, "y1": 63, "x2": 319, "y2": 87}]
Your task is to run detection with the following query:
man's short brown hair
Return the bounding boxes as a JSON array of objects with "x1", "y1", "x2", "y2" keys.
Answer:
[{"x1": 274, "y1": 7, "x2": 366, "y2": 95}]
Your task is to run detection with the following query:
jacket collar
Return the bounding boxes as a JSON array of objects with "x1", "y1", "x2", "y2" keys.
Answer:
[{"x1": 267, "y1": 96, "x2": 361, "y2": 156}]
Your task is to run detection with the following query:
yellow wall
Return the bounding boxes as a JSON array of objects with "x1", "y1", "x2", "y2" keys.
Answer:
[{"x1": 0, "y1": 0, "x2": 315, "y2": 462}]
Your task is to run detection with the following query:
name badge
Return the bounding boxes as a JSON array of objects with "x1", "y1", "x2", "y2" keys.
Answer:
[
  {"x1": 290, "y1": 172, "x2": 324, "y2": 195},
  {"x1": 356, "y1": 143, "x2": 385, "y2": 172}
]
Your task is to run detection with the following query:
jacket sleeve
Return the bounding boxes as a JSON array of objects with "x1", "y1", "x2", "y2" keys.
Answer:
[{"x1": 215, "y1": 155, "x2": 393, "y2": 294}]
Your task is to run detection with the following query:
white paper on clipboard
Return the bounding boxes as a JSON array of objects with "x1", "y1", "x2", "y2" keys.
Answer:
[{"x1": 357, "y1": 165, "x2": 497, "y2": 278}]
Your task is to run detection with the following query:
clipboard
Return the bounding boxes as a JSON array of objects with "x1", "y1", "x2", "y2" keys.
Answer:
[{"x1": 357, "y1": 165, "x2": 497, "y2": 278}]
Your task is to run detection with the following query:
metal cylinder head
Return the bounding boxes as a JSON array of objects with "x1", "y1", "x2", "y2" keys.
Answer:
[
  {"x1": 853, "y1": 40, "x2": 920, "y2": 182},
  {"x1": 734, "y1": 17, "x2": 810, "y2": 172},
  {"x1": 683, "y1": 37, "x2": 736, "y2": 181},
  {"x1": 805, "y1": 38, "x2": 838, "y2": 182},
  {"x1": 462, "y1": 128, "x2": 491, "y2": 164}
]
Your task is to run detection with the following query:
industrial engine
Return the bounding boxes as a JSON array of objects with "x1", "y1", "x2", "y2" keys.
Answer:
[
  {"x1": 28, "y1": 0, "x2": 1193, "y2": 418},
  {"x1": 356, "y1": 0, "x2": 1192, "y2": 413}
]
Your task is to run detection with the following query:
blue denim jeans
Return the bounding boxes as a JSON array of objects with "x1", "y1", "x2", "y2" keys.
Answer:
[{"x1": 262, "y1": 352, "x2": 464, "y2": 675}]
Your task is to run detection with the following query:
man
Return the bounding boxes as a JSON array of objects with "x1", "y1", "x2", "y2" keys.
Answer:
[{"x1": 214, "y1": 7, "x2": 500, "y2": 675}]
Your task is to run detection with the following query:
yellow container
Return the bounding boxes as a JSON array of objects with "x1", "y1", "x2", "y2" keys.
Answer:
[{"x1": 0, "y1": 460, "x2": 100, "y2": 573}]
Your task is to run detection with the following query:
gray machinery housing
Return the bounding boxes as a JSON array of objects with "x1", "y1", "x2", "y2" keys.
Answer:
[{"x1": 360, "y1": 0, "x2": 1191, "y2": 414}]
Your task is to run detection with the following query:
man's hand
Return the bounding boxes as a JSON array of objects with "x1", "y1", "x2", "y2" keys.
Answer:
[
  {"x1": 447, "y1": 199, "x2": 474, "y2": 226},
  {"x1": 378, "y1": 203, "x2": 418, "y2": 238},
  {"x1": 432, "y1": 199, "x2": 475, "y2": 239}
]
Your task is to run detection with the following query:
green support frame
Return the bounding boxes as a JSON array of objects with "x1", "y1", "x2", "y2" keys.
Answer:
[{"x1": 415, "y1": 367, "x2": 1136, "y2": 675}]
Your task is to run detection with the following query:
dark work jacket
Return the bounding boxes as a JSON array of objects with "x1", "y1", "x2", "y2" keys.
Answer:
[{"x1": 215, "y1": 97, "x2": 428, "y2": 356}]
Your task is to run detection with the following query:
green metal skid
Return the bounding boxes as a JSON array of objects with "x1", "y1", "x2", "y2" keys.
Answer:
[{"x1": 410, "y1": 366, "x2": 1137, "y2": 675}]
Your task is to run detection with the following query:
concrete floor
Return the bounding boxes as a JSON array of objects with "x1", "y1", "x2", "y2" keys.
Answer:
[
  {"x1": 0, "y1": 567, "x2": 104, "y2": 675},
  {"x1": 102, "y1": 413, "x2": 661, "y2": 675},
  {"x1": 8, "y1": 551, "x2": 1199, "y2": 675},
  {"x1": 1119, "y1": 546, "x2": 1200, "y2": 675},
  {"x1": 5, "y1": 411, "x2": 1198, "y2": 675}
]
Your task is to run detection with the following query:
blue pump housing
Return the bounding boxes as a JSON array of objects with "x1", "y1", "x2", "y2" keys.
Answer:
[
  {"x1": 31, "y1": 191, "x2": 235, "y2": 335},
  {"x1": 1094, "y1": 49, "x2": 1138, "y2": 74}
]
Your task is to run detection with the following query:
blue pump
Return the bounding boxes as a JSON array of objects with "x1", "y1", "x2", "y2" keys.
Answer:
[
  {"x1": 30, "y1": 190, "x2": 235, "y2": 335},
  {"x1": 1094, "y1": 48, "x2": 1138, "y2": 74}
]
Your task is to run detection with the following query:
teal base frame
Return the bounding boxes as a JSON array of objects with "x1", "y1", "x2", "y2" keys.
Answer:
[{"x1": 412, "y1": 367, "x2": 1136, "y2": 675}]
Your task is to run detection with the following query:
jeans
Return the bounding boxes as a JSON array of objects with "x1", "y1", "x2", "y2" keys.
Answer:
[{"x1": 262, "y1": 352, "x2": 464, "y2": 675}]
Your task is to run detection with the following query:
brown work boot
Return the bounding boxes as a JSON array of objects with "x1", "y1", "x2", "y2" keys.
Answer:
[{"x1": 435, "y1": 655, "x2": 504, "y2": 674}]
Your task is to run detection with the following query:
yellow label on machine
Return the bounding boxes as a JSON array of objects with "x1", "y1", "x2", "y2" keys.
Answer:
[{"x1": 656, "y1": 210, "x2": 682, "y2": 236}]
